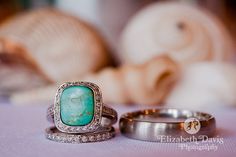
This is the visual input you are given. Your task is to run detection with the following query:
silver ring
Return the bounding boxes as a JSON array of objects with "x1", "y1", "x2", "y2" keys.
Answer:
[
  {"x1": 47, "y1": 81, "x2": 117, "y2": 134},
  {"x1": 45, "y1": 126, "x2": 115, "y2": 143},
  {"x1": 119, "y1": 108, "x2": 216, "y2": 142}
]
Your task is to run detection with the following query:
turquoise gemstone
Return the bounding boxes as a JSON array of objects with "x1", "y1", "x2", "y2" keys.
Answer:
[{"x1": 60, "y1": 85, "x2": 94, "y2": 126}]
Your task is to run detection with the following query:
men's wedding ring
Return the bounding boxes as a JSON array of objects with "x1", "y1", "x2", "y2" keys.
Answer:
[{"x1": 119, "y1": 108, "x2": 216, "y2": 142}]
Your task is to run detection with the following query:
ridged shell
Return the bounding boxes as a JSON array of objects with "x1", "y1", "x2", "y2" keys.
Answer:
[{"x1": 0, "y1": 8, "x2": 110, "y2": 94}]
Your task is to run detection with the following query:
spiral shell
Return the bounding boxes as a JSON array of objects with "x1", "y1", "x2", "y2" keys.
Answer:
[
  {"x1": 0, "y1": 8, "x2": 110, "y2": 94},
  {"x1": 83, "y1": 56, "x2": 179, "y2": 105},
  {"x1": 120, "y1": 2, "x2": 234, "y2": 65}
]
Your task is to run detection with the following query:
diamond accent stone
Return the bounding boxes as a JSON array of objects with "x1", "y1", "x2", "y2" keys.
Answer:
[{"x1": 81, "y1": 136, "x2": 88, "y2": 142}]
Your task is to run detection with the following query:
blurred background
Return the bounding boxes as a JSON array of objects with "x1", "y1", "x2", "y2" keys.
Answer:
[
  {"x1": 0, "y1": 0, "x2": 236, "y2": 110},
  {"x1": 1, "y1": 0, "x2": 236, "y2": 49}
]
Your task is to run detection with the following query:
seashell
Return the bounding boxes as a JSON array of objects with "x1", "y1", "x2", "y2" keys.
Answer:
[
  {"x1": 166, "y1": 62, "x2": 236, "y2": 109},
  {"x1": 120, "y1": 2, "x2": 235, "y2": 65},
  {"x1": 0, "y1": 8, "x2": 110, "y2": 95},
  {"x1": 10, "y1": 56, "x2": 179, "y2": 105},
  {"x1": 82, "y1": 56, "x2": 179, "y2": 105}
]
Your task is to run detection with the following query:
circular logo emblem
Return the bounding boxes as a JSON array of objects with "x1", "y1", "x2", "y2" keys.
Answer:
[{"x1": 184, "y1": 117, "x2": 201, "y2": 134}]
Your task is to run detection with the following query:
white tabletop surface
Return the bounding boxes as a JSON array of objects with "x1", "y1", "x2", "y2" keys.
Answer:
[{"x1": 0, "y1": 101, "x2": 235, "y2": 157}]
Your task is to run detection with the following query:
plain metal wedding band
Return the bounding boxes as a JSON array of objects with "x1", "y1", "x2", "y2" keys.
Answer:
[
  {"x1": 119, "y1": 108, "x2": 216, "y2": 142},
  {"x1": 47, "y1": 104, "x2": 118, "y2": 127}
]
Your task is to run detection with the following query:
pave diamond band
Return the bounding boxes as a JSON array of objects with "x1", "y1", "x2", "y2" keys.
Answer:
[{"x1": 45, "y1": 126, "x2": 115, "y2": 143}]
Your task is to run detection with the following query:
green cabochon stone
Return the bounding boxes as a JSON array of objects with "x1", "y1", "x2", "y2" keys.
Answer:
[{"x1": 60, "y1": 86, "x2": 94, "y2": 126}]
